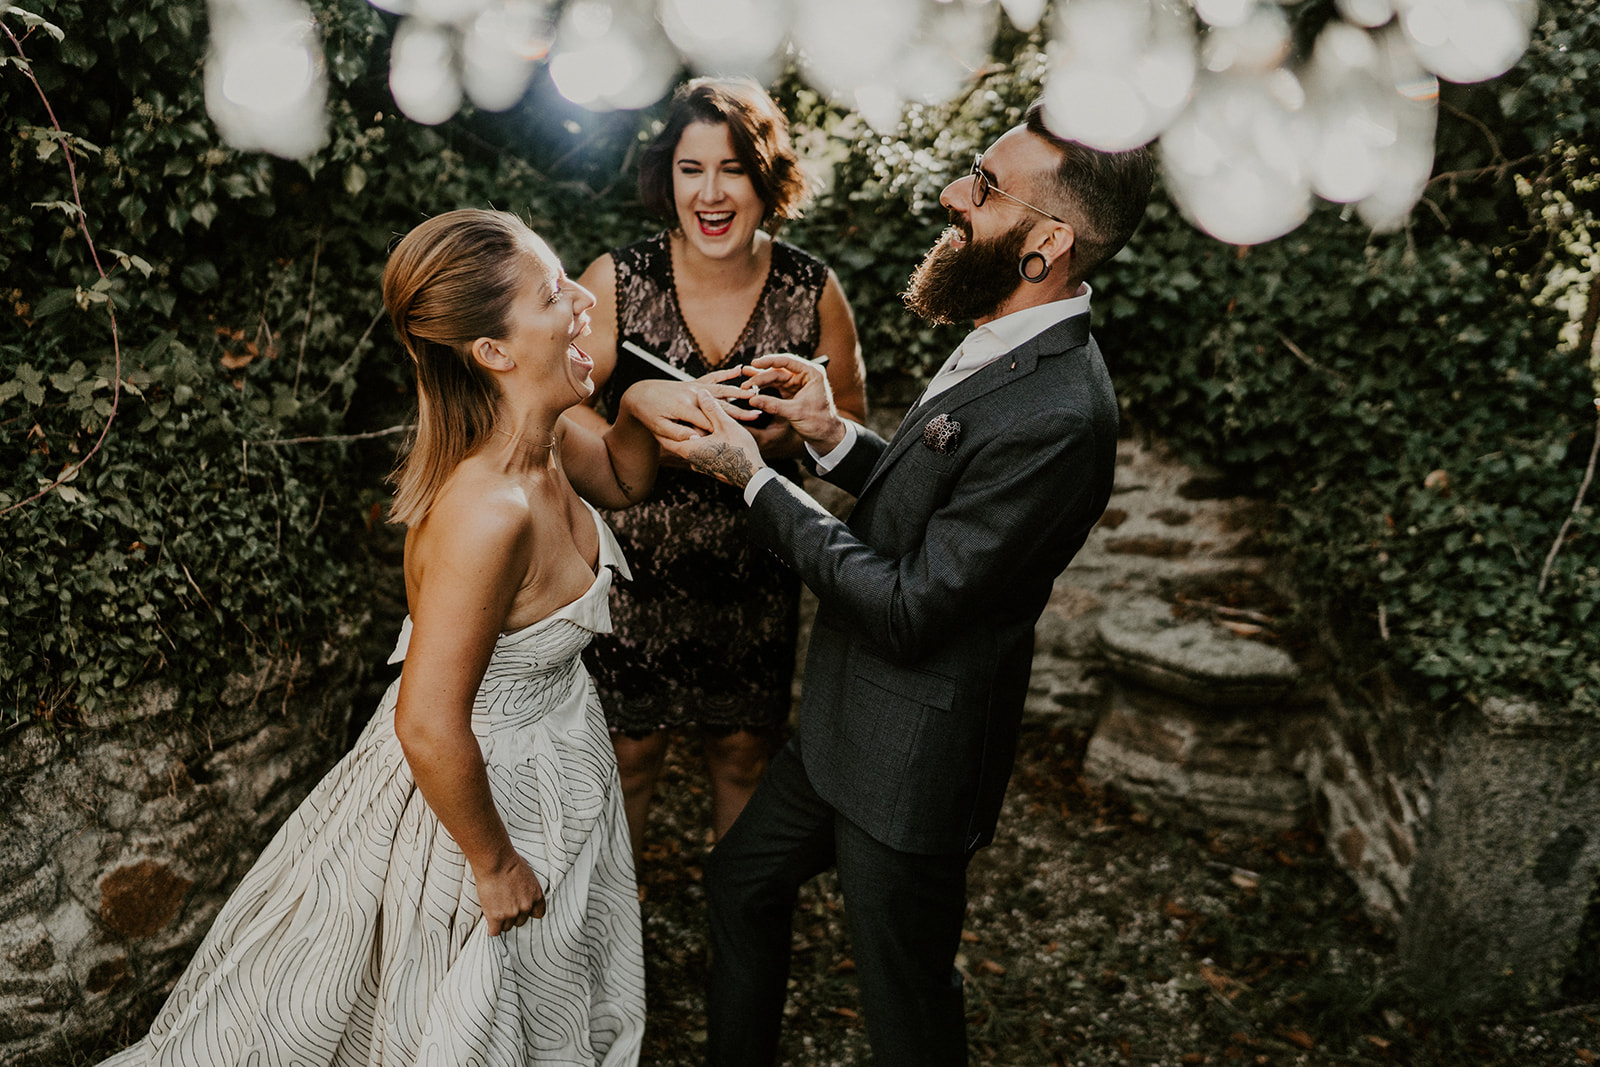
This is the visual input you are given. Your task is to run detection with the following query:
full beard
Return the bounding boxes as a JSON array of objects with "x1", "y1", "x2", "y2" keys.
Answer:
[{"x1": 902, "y1": 215, "x2": 1034, "y2": 325}]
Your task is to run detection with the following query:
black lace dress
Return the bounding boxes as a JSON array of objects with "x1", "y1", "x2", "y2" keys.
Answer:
[{"x1": 584, "y1": 232, "x2": 828, "y2": 735}]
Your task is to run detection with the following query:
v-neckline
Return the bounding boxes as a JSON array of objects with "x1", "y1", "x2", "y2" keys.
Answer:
[{"x1": 664, "y1": 237, "x2": 774, "y2": 372}]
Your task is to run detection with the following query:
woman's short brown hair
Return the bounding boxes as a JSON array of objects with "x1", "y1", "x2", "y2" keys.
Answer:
[{"x1": 638, "y1": 77, "x2": 808, "y2": 233}]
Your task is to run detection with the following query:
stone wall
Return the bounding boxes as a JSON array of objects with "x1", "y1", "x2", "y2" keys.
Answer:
[
  {"x1": 1031, "y1": 430, "x2": 1314, "y2": 828},
  {"x1": 1041, "y1": 430, "x2": 1600, "y2": 1011},
  {"x1": 1397, "y1": 698, "x2": 1600, "y2": 1011},
  {"x1": 0, "y1": 624, "x2": 368, "y2": 1065},
  {"x1": 1299, "y1": 687, "x2": 1437, "y2": 929}
]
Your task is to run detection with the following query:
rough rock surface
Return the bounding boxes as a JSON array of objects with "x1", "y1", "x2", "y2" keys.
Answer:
[{"x1": 0, "y1": 627, "x2": 367, "y2": 1064}]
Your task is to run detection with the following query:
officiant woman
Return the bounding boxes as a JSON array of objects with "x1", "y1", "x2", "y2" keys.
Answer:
[{"x1": 567, "y1": 77, "x2": 867, "y2": 866}]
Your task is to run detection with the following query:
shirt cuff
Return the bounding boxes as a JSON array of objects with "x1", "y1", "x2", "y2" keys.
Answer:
[
  {"x1": 806, "y1": 419, "x2": 858, "y2": 473},
  {"x1": 743, "y1": 466, "x2": 781, "y2": 506}
]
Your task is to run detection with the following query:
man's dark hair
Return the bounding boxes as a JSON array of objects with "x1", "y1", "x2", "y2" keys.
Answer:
[
  {"x1": 1024, "y1": 101, "x2": 1157, "y2": 282},
  {"x1": 638, "y1": 77, "x2": 808, "y2": 233}
]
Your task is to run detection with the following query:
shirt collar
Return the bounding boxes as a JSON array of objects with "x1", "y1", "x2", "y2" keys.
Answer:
[{"x1": 952, "y1": 283, "x2": 1093, "y2": 369}]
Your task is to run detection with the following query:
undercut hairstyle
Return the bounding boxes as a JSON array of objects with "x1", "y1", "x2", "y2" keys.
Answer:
[
  {"x1": 1024, "y1": 101, "x2": 1157, "y2": 284},
  {"x1": 638, "y1": 77, "x2": 808, "y2": 232},
  {"x1": 382, "y1": 209, "x2": 541, "y2": 526}
]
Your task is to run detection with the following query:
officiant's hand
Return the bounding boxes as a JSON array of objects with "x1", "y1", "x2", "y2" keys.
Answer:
[
  {"x1": 740, "y1": 353, "x2": 847, "y2": 454},
  {"x1": 656, "y1": 389, "x2": 765, "y2": 490}
]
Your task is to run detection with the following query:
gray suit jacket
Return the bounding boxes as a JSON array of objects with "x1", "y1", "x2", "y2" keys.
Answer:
[{"x1": 747, "y1": 314, "x2": 1118, "y2": 855}]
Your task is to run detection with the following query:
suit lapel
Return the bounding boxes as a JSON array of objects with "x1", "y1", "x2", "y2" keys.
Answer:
[{"x1": 860, "y1": 314, "x2": 1092, "y2": 496}]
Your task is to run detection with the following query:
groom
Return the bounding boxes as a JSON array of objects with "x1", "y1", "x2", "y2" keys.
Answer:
[{"x1": 657, "y1": 101, "x2": 1155, "y2": 1065}]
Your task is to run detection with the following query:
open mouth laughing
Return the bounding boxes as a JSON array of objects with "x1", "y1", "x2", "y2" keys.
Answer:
[{"x1": 697, "y1": 210, "x2": 735, "y2": 237}]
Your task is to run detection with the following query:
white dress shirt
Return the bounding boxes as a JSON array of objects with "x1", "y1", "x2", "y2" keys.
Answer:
[{"x1": 744, "y1": 285, "x2": 1093, "y2": 504}]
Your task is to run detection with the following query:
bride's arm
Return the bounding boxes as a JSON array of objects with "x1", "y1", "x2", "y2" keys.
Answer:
[
  {"x1": 395, "y1": 490, "x2": 545, "y2": 935},
  {"x1": 560, "y1": 379, "x2": 714, "y2": 509}
]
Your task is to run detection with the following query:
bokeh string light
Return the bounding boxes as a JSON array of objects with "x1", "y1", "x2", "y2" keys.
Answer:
[
  {"x1": 205, "y1": 0, "x2": 327, "y2": 158},
  {"x1": 203, "y1": 0, "x2": 1536, "y2": 243}
]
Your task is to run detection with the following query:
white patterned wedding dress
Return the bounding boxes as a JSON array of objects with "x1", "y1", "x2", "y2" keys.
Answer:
[{"x1": 103, "y1": 504, "x2": 646, "y2": 1067}]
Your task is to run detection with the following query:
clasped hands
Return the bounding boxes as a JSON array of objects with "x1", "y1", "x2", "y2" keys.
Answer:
[{"x1": 625, "y1": 354, "x2": 845, "y2": 490}]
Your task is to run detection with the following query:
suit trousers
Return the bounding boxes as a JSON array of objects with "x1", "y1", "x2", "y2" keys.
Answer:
[{"x1": 705, "y1": 741, "x2": 972, "y2": 1066}]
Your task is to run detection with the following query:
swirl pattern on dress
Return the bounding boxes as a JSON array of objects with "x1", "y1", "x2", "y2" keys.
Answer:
[{"x1": 100, "y1": 505, "x2": 645, "y2": 1067}]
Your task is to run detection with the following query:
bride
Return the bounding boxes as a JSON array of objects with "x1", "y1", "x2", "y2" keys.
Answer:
[{"x1": 100, "y1": 209, "x2": 712, "y2": 1066}]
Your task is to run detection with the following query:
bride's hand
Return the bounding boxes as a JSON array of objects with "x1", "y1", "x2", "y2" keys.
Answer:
[
  {"x1": 618, "y1": 379, "x2": 715, "y2": 440},
  {"x1": 476, "y1": 852, "x2": 546, "y2": 936}
]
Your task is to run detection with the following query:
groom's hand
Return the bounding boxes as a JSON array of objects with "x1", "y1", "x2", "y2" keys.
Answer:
[
  {"x1": 741, "y1": 354, "x2": 847, "y2": 454},
  {"x1": 657, "y1": 389, "x2": 766, "y2": 490}
]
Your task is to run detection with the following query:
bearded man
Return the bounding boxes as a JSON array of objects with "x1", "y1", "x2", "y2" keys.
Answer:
[{"x1": 653, "y1": 101, "x2": 1156, "y2": 1066}]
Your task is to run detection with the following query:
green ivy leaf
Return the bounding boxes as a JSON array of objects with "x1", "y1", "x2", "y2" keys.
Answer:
[
  {"x1": 32, "y1": 288, "x2": 79, "y2": 317},
  {"x1": 180, "y1": 260, "x2": 220, "y2": 292}
]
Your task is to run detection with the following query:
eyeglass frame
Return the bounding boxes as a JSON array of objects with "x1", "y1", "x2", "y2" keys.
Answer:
[{"x1": 969, "y1": 153, "x2": 1067, "y2": 224}]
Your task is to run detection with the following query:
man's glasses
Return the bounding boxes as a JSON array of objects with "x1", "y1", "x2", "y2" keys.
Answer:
[{"x1": 969, "y1": 154, "x2": 1067, "y2": 224}]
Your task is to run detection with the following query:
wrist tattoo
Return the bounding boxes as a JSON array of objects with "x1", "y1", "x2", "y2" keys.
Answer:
[{"x1": 692, "y1": 442, "x2": 756, "y2": 487}]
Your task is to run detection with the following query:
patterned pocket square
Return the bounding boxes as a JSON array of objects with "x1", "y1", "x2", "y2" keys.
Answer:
[{"x1": 922, "y1": 413, "x2": 961, "y2": 455}]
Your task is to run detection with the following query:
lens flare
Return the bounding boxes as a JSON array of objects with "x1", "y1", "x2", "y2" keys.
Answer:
[
  {"x1": 794, "y1": 0, "x2": 995, "y2": 131},
  {"x1": 389, "y1": 18, "x2": 462, "y2": 125},
  {"x1": 1161, "y1": 70, "x2": 1313, "y2": 245},
  {"x1": 550, "y1": 0, "x2": 678, "y2": 110},
  {"x1": 998, "y1": 0, "x2": 1047, "y2": 32},
  {"x1": 1194, "y1": 0, "x2": 1256, "y2": 28},
  {"x1": 1336, "y1": 0, "x2": 1394, "y2": 28},
  {"x1": 1356, "y1": 25, "x2": 1438, "y2": 231},
  {"x1": 462, "y1": 3, "x2": 548, "y2": 110},
  {"x1": 1044, "y1": 0, "x2": 1195, "y2": 151},
  {"x1": 662, "y1": 0, "x2": 790, "y2": 78},
  {"x1": 1399, "y1": 0, "x2": 1535, "y2": 83},
  {"x1": 1304, "y1": 23, "x2": 1390, "y2": 203},
  {"x1": 414, "y1": 0, "x2": 489, "y2": 20},
  {"x1": 212, "y1": 0, "x2": 1530, "y2": 244},
  {"x1": 205, "y1": 0, "x2": 328, "y2": 158},
  {"x1": 1200, "y1": 2, "x2": 1291, "y2": 73}
]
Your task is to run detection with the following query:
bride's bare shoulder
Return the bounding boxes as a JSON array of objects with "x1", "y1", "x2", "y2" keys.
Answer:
[{"x1": 407, "y1": 463, "x2": 535, "y2": 575}]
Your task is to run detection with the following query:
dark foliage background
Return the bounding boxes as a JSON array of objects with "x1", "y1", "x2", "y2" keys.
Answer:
[
  {"x1": 3, "y1": 0, "x2": 1597, "y2": 732},
  {"x1": 0, "y1": 0, "x2": 656, "y2": 726}
]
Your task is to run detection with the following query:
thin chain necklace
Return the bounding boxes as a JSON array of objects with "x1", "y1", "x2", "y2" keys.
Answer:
[{"x1": 495, "y1": 427, "x2": 558, "y2": 453}]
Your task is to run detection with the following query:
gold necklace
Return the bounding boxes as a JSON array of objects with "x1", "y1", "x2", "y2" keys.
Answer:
[{"x1": 495, "y1": 427, "x2": 558, "y2": 452}]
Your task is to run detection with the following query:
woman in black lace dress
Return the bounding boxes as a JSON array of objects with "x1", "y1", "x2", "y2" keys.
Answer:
[{"x1": 571, "y1": 78, "x2": 866, "y2": 865}]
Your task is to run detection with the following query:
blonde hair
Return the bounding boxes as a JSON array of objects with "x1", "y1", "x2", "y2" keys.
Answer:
[{"x1": 383, "y1": 209, "x2": 541, "y2": 526}]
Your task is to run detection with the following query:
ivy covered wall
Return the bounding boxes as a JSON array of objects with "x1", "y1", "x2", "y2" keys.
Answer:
[
  {"x1": 0, "y1": 0, "x2": 655, "y2": 726},
  {"x1": 782, "y1": 4, "x2": 1600, "y2": 720},
  {"x1": 3, "y1": 0, "x2": 1597, "y2": 734}
]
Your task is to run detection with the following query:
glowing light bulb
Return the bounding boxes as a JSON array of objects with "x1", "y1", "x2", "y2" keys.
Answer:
[
  {"x1": 389, "y1": 19, "x2": 461, "y2": 125},
  {"x1": 1162, "y1": 71, "x2": 1313, "y2": 244},
  {"x1": 205, "y1": 0, "x2": 328, "y2": 158},
  {"x1": 1399, "y1": 0, "x2": 1535, "y2": 83}
]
